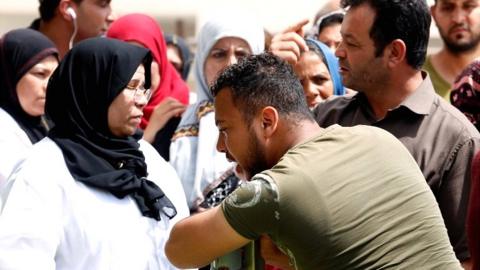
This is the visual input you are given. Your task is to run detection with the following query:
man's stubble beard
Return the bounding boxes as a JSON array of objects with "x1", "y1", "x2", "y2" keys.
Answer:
[
  {"x1": 441, "y1": 27, "x2": 480, "y2": 54},
  {"x1": 243, "y1": 127, "x2": 270, "y2": 180}
]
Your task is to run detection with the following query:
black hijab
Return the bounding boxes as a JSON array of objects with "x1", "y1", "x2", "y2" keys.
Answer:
[
  {"x1": 0, "y1": 28, "x2": 58, "y2": 143},
  {"x1": 165, "y1": 34, "x2": 193, "y2": 81},
  {"x1": 46, "y1": 37, "x2": 176, "y2": 221}
]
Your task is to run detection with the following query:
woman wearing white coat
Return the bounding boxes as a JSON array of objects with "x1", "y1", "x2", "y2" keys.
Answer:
[
  {"x1": 0, "y1": 29, "x2": 58, "y2": 191},
  {"x1": 0, "y1": 38, "x2": 189, "y2": 269}
]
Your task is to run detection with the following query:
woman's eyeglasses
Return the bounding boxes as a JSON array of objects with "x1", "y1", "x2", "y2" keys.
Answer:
[{"x1": 125, "y1": 79, "x2": 152, "y2": 102}]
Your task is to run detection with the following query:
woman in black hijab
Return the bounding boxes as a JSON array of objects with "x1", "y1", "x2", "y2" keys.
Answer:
[
  {"x1": 0, "y1": 38, "x2": 189, "y2": 270},
  {"x1": 165, "y1": 33, "x2": 193, "y2": 81},
  {"x1": 0, "y1": 28, "x2": 58, "y2": 188}
]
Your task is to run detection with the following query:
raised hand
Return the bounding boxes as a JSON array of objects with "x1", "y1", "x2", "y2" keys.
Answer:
[
  {"x1": 143, "y1": 97, "x2": 187, "y2": 143},
  {"x1": 269, "y1": 19, "x2": 310, "y2": 66}
]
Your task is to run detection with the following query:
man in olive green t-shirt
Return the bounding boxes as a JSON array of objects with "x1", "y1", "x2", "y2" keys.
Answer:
[{"x1": 165, "y1": 54, "x2": 461, "y2": 269}]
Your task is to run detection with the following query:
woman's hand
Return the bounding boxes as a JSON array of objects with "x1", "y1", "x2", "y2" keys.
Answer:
[{"x1": 143, "y1": 97, "x2": 187, "y2": 143}]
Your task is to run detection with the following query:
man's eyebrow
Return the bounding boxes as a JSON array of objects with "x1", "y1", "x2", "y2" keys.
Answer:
[{"x1": 341, "y1": 32, "x2": 356, "y2": 40}]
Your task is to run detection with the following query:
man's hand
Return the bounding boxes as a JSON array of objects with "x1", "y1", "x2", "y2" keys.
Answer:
[
  {"x1": 269, "y1": 19, "x2": 309, "y2": 66},
  {"x1": 166, "y1": 206, "x2": 250, "y2": 269}
]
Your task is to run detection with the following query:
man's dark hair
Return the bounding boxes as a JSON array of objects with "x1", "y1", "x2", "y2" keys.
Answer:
[
  {"x1": 39, "y1": 0, "x2": 82, "y2": 22},
  {"x1": 341, "y1": 0, "x2": 431, "y2": 69},
  {"x1": 210, "y1": 53, "x2": 314, "y2": 125},
  {"x1": 318, "y1": 12, "x2": 344, "y2": 36}
]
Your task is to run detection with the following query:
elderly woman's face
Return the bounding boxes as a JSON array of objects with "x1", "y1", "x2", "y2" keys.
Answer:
[
  {"x1": 16, "y1": 55, "x2": 58, "y2": 116},
  {"x1": 108, "y1": 64, "x2": 148, "y2": 137},
  {"x1": 204, "y1": 37, "x2": 252, "y2": 86},
  {"x1": 294, "y1": 51, "x2": 333, "y2": 109}
]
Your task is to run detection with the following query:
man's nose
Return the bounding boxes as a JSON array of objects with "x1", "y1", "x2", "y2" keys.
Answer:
[
  {"x1": 451, "y1": 8, "x2": 468, "y2": 24},
  {"x1": 216, "y1": 132, "x2": 226, "y2": 153},
  {"x1": 227, "y1": 54, "x2": 238, "y2": 66},
  {"x1": 106, "y1": 9, "x2": 116, "y2": 24},
  {"x1": 335, "y1": 41, "x2": 346, "y2": 59}
]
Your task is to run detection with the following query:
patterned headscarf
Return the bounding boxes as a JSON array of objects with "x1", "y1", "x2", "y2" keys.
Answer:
[{"x1": 451, "y1": 60, "x2": 480, "y2": 131}]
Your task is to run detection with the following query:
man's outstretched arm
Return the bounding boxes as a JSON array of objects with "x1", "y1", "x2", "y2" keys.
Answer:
[{"x1": 165, "y1": 206, "x2": 250, "y2": 268}]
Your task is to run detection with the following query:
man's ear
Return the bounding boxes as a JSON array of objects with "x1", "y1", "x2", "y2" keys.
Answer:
[
  {"x1": 430, "y1": 5, "x2": 438, "y2": 24},
  {"x1": 58, "y1": 0, "x2": 76, "y2": 21},
  {"x1": 260, "y1": 106, "x2": 279, "y2": 138},
  {"x1": 386, "y1": 39, "x2": 406, "y2": 68}
]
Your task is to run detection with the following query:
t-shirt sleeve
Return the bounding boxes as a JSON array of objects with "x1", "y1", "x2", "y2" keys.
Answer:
[{"x1": 221, "y1": 174, "x2": 279, "y2": 240}]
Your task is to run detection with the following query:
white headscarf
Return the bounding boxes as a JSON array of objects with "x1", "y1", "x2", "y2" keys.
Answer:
[
  {"x1": 170, "y1": 15, "x2": 265, "y2": 210},
  {"x1": 194, "y1": 15, "x2": 265, "y2": 102}
]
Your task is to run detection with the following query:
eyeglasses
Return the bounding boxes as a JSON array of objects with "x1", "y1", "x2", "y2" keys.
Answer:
[{"x1": 125, "y1": 79, "x2": 152, "y2": 102}]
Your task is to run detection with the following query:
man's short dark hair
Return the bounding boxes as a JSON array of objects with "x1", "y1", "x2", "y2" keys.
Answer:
[
  {"x1": 210, "y1": 53, "x2": 314, "y2": 125},
  {"x1": 341, "y1": 0, "x2": 431, "y2": 69},
  {"x1": 39, "y1": 0, "x2": 82, "y2": 22}
]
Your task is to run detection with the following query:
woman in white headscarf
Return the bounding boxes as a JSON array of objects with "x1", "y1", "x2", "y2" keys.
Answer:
[{"x1": 170, "y1": 15, "x2": 264, "y2": 212}]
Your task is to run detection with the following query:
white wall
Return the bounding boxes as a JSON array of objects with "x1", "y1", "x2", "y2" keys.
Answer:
[{"x1": 0, "y1": 0, "x2": 441, "y2": 50}]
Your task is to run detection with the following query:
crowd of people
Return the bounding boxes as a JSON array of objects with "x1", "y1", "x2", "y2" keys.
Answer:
[{"x1": 0, "y1": 0, "x2": 479, "y2": 269}]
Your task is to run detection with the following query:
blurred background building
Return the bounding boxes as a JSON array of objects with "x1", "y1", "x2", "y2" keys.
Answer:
[{"x1": 0, "y1": 0, "x2": 441, "y2": 49}]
